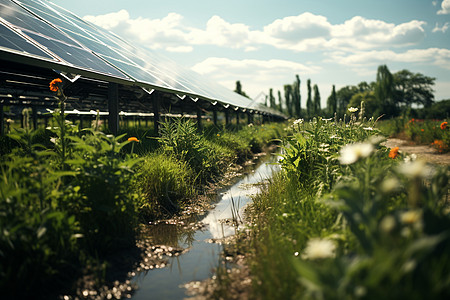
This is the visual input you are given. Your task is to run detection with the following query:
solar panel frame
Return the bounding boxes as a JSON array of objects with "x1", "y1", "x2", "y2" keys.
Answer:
[
  {"x1": 35, "y1": 0, "x2": 255, "y2": 108},
  {"x1": 2, "y1": 0, "x2": 133, "y2": 82},
  {"x1": 1, "y1": 0, "x2": 285, "y2": 118}
]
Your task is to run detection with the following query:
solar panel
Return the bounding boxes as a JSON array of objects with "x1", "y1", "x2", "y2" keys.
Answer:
[
  {"x1": 15, "y1": 0, "x2": 191, "y2": 91},
  {"x1": 0, "y1": 21, "x2": 54, "y2": 59},
  {"x1": 1, "y1": 0, "x2": 75, "y2": 45},
  {"x1": 1, "y1": 0, "x2": 131, "y2": 80},
  {"x1": 32, "y1": 0, "x2": 252, "y2": 106},
  {"x1": 0, "y1": 0, "x2": 283, "y2": 117}
]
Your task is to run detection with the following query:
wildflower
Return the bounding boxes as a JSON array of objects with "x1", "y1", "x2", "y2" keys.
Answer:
[
  {"x1": 431, "y1": 139, "x2": 447, "y2": 153},
  {"x1": 441, "y1": 121, "x2": 447, "y2": 130},
  {"x1": 397, "y1": 160, "x2": 433, "y2": 179},
  {"x1": 339, "y1": 142, "x2": 374, "y2": 165},
  {"x1": 128, "y1": 137, "x2": 139, "y2": 142},
  {"x1": 389, "y1": 147, "x2": 399, "y2": 159},
  {"x1": 381, "y1": 177, "x2": 400, "y2": 193},
  {"x1": 216, "y1": 133, "x2": 220, "y2": 137},
  {"x1": 400, "y1": 210, "x2": 422, "y2": 225},
  {"x1": 348, "y1": 107, "x2": 358, "y2": 113},
  {"x1": 380, "y1": 215, "x2": 396, "y2": 233},
  {"x1": 301, "y1": 238, "x2": 336, "y2": 259},
  {"x1": 420, "y1": 129, "x2": 424, "y2": 132},
  {"x1": 403, "y1": 153, "x2": 417, "y2": 163},
  {"x1": 293, "y1": 118, "x2": 304, "y2": 126},
  {"x1": 49, "y1": 78, "x2": 62, "y2": 92}
]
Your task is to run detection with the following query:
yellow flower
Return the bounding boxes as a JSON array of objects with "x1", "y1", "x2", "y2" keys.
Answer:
[
  {"x1": 217, "y1": 133, "x2": 220, "y2": 137},
  {"x1": 128, "y1": 137, "x2": 139, "y2": 142}
]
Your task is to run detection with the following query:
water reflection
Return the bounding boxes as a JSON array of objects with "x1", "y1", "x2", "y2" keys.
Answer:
[{"x1": 131, "y1": 152, "x2": 280, "y2": 300}]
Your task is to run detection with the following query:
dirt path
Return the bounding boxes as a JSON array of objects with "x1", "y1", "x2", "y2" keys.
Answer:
[{"x1": 384, "y1": 138, "x2": 450, "y2": 166}]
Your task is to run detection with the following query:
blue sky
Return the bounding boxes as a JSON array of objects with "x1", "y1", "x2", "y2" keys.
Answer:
[{"x1": 52, "y1": 0, "x2": 450, "y2": 105}]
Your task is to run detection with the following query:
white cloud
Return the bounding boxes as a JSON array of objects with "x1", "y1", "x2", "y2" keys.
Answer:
[
  {"x1": 191, "y1": 57, "x2": 321, "y2": 98},
  {"x1": 188, "y1": 16, "x2": 253, "y2": 48},
  {"x1": 84, "y1": 11, "x2": 191, "y2": 52},
  {"x1": 432, "y1": 22, "x2": 449, "y2": 32},
  {"x1": 437, "y1": 0, "x2": 450, "y2": 14},
  {"x1": 329, "y1": 48, "x2": 450, "y2": 69},
  {"x1": 84, "y1": 10, "x2": 427, "y2": 53},
  {"x1": 263, "y1": 13, "x2": 331, "y2": 41},
  {"x1": 261, "y1": 14, "x2": 426, "y2": 52}
]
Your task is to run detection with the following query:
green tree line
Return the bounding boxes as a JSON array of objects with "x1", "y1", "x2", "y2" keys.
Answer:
[{"x1": 235, "y1": 65, "x2": 442, "y2": 120}]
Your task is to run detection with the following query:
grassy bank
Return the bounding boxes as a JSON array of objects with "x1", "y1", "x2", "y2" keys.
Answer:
[
  {"x1": 0, "y1": 106, "x2": 285, "y2": 298},
  {"x1": 376, "y1": 117, "x2": 449, "y2": 153},
  {"x1": 214, "y1": 112, "x2": 449, "y2": 299}
]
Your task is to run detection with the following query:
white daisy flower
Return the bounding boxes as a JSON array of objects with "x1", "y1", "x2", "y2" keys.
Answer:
[
  {"x1": 339, "y1": 142, "x2": 374, "y2": 165},
  {"x1": 302, "y1": 238, "x2": 336, "y2": 259}
]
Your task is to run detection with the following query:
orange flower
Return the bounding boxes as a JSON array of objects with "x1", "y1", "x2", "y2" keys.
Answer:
[
  {"x1": 431, "y1": 140, "x2": 447, "y2": 153},
  {"x1": 389, "y1": 147, "x2": 399, "y2": 159},
  {"x1": 49, "y1": 78, "x2": 62, "y2": 92},
  {"x1": 128, "y1": 137, "x2": 139, "y2": 142},
  {"x1": 440, "y1": 121, "x2": 447, "y2": 130},
  {"x1": 421, "y1": 129, "x2": 424, "y2": 132}
]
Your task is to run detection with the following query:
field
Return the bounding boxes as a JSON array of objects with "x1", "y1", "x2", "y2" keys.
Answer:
[
  {"x1": 0, "y1": 106, "x2": 285, "y2": 299},
  {"x1": 202, "y1": 111, "x2": 450, "y2": 300}
]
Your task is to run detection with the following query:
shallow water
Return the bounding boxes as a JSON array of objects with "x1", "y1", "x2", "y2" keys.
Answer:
[{"x1": 130, "y1": 152, "x2": 281, "y2": 299}]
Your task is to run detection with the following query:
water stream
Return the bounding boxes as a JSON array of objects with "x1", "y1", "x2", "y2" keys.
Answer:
[{"x1": 130, "y1": 152, "x2": 281, "y2": 299}]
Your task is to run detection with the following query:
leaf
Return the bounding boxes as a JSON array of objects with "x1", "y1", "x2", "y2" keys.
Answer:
[{"x1": 37, "y1": 226, "x2": 47, "y2": 239}]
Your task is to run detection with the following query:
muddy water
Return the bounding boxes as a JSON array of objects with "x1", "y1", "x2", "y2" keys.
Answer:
[{"x1": 130, "y1": 152, "x2": 281, "y2": 300}]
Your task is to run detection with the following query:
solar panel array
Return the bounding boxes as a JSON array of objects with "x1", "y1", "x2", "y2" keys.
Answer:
[{"x1": 0, "y1": 0, "x2": 285, "y2": 117}]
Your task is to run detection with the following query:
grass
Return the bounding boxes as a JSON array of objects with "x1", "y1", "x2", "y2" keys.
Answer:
[
  {"x1": 214, "y1": 110, "x2": 450, "y2": 299},
  {"x1": 0, "y1": 103, "x2": 285, "y2": 298},
  {"x1": 377, "y1": 117, "x2": 449, "y2": 153}
]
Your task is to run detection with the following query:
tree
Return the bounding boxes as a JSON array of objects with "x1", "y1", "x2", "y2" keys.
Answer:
[
  {"x1": 393, "y1": 69, "x2": 435, "y2": 108},
  {"x1": 327, "y1": 85, "x2": 337, "y2": 116},
  {"x1": 292, "y1": 75, "x2": 301, "y2": 117},
  {"x1": 284, "y1": 84, "x2": 293, "y2": 117},
  {"x1": 234, "y1": 80, "x2": 249, "y2": 98},
  {"x1": 336, "y1": 85, "x2": 359, "y2": 116},
  {"x1": 313, "y1": 84, "x2": 321, "y2": 115},
  {"x1": 306, "y1": 79, "x2": 313, "y2": 118},
  {"x1": 348, "y1": 91, "x2": 378, "y2": 118},
  {"x1": 278, "y1": 90, "x2": 283, "y2": 112},
  {"x1": 374, "y1": 65, "x2": 395, "y2": 116},
  {"x1": 269, "y1": 88, "x2": 276, "y2": 109}
]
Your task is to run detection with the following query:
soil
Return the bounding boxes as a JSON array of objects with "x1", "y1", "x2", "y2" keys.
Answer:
[{"x1": 383, "y1": 138, "x2": 450, "y2": 166}]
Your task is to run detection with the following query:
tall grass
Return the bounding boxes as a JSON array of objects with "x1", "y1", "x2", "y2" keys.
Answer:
[
  {"x1": 228, "y1": 111, "x2": 449, "y2": 299},
  {"x1": 0, "y1": 99, "x2": 286, "y2": 298},
  {"x1": 134, "y1": 152, "x2": 196, "y2": 220}
]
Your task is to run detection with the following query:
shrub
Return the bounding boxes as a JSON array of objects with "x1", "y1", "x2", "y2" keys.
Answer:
[
  {"x1": 0, "y1": 147, "x2": 80, "y2": 298},
  {"x1": 134, "y1": 152, "x2": 196, "y2": 220},
  {"x1": 62, "y1": 130, "x2": 141, "y2": 256},
  {"x1": 158, "y1": 118, "x2": 233, "y2": 183}
]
